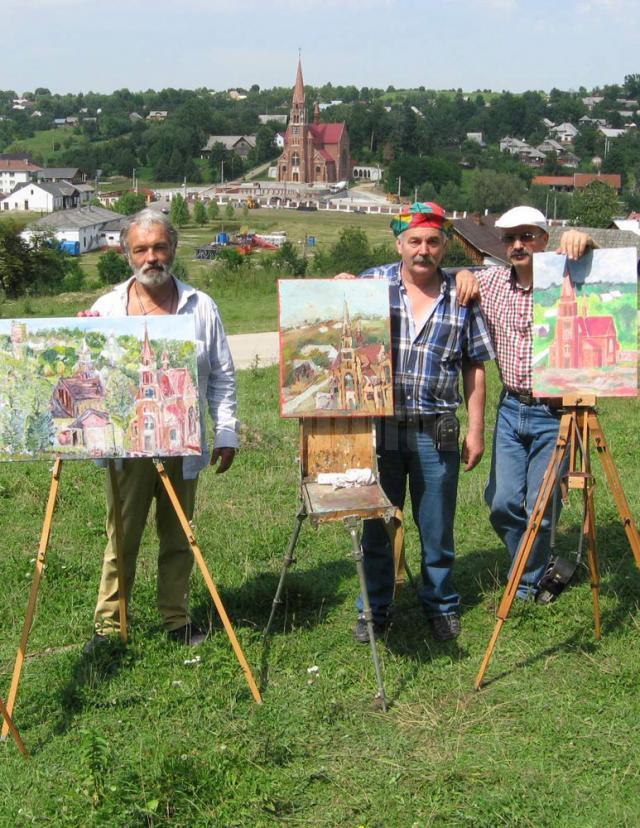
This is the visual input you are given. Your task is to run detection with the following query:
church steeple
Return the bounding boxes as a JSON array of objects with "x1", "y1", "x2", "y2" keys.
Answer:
[
  {"x1": 290, "y1": 57, "x2": 307, "y2": 127},
  {"x1": 293, "y1": 58, "x2": 305, "y2": 106}
]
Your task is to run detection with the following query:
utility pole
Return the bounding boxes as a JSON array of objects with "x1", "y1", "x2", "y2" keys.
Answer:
[
  {"x1": 221, "y1": 159, "x2": 224, "y2": 184},
  {"x1": 397, "y1": 176, "x2": 401, "y2": 198}
]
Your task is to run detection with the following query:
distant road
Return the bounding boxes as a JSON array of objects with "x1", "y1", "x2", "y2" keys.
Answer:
[{"x1": 227, "y1": 331, "x2": 279, "y2": 370}]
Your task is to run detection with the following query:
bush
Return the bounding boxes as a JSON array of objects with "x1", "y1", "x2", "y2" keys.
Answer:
[{"x1": 97, "y1": 250, "x2": 130, "y2": 285}]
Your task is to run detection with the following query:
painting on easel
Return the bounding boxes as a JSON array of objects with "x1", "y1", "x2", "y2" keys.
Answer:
[
  {"x1": 532, "y1": 248, "x2": 638, "y2": 397},
  {"x1": 279, "y1": 279, "x2": 394, "y2": 417},
  {"x1": 0, "y1": 315, "x2": 201, "y2": 461}
]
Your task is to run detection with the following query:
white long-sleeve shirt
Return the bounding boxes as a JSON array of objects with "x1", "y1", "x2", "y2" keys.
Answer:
[{"x1": 92, "y1": 275, "x2": 239, "y2": 478}]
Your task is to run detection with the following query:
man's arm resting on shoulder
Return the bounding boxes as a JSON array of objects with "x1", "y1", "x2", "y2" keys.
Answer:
[
  {"x1": 455, "y1": 269, "x2": 481, "y2": 307},
  {"x1": 460, "y1": 357, "x2": 486, "y2": 472}
]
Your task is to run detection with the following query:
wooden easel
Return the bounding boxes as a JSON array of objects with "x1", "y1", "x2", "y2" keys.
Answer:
[
  {"x1": 264, "y1": 417, "x2": 396, "y2": 710},
  {"x1": 475, "y1": 395, "x2": 640, "y2": 690},
  {"x1": 1, "y1": 457, "x2": 261, "y2": 755}
]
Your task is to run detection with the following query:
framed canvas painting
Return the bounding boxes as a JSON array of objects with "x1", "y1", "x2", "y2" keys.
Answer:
[
  {"x1": 278, "y1": 279, "x2": 394, "y2": 417},
  {"x1": 532, "y1": 248, "x2": 638, "y2": 397},
  {"x1": 0, "y1": 315, "x2": 201, "y2": 461}
]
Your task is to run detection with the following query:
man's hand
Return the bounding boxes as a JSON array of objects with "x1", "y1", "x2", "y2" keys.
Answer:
[
  {"x1": 461, "y1": 430, "x2": 484, "y2": 472},
  {"x1": 334, "y1": 272, "x2": 357, "y2": 280},
  {"x1": 77, "y1": 310, "x2": 100, "y2": 317},
  {"x1": 210, "y1": 447, "x2": 236, "y2": 474},
  {"x1": 556, "y1": 230, "x2": 596, "y2": 261},
  {"x1": 455, "y1": 269, "x2": 480, "y2": 306}
]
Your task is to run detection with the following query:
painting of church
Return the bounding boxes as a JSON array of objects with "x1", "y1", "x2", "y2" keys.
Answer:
[
  {"x1": 0, "y1": 314, "x2": 201, "y2": 461},
  {"x1": 128, "y1": 325, "x2": 200, "y2": 454},
  {"x1": 532, "y1": 248, "x2": 637, "y2": 397},
  {"x1": 279, "y1": 279, "x2": 393, "y2": 417},
  {"x1": 330, "y1": 305, "x2": 392, "y2": 412},
  {"x1": 277, "y1": 59, "x2": 352, "y2": 185},
  {"x1": 51, "y1": 340, "x2": 106, "y2": 419},
  {"x1": 548, "y1": 272, "x2": 619, "y2": 370}
]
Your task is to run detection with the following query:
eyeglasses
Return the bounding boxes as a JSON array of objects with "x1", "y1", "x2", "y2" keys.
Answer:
[{"x1": 501, "y1": 231, "x2": 544, "y2": 245}]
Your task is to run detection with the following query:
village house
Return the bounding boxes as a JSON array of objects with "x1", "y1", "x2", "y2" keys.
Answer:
[
  {"x1": 200, "y1": 135, "x2": 256, "y2": 159},
  {"x1": 22, "y1": 205, "x2": 123, "y2": 252},
  {"x1": 0, "y1": 159, "x2": 41, "y2": 195}
]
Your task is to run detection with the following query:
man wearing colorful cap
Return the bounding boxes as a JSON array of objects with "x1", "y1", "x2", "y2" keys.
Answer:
[
  {"x1": 337, "y1": 202, "x2": 495, "y2": 641},
  {"x1": 457, "y1": 206, "x2": 595, "y2": 600}
]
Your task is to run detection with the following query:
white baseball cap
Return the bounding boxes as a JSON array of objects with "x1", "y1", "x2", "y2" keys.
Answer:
[{"x1": 495, "y1": 206, "x2": 548, "y2": 232}]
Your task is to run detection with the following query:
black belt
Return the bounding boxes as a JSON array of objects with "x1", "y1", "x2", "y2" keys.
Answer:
[
  {"x1": 503, "y1": 388, "x2": 563, "y2": 408},
  {"x1": 395, "y1": 414, "x2": 437, "y2": 431}
]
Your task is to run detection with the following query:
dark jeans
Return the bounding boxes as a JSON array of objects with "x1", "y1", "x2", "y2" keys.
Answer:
[
  {"x1": 359, "y1": 418, "x2": 460, "y2": 622},
  {"x1": 484, "y1": 393, "x2": 563, "y2": 598}
]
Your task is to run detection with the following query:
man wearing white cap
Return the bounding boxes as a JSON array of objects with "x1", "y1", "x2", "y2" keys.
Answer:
[{"x1": 458, "y1": 207, "x2": 595, "y2": 599}]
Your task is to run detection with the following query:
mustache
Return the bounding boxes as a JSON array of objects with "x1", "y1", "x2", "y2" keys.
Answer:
[
  {"x1": 413, "y1": 254, "x2": 437, "y2": 266},
  {"x1": 134, "y1": 262, "x2": 172, "y2": 286}
]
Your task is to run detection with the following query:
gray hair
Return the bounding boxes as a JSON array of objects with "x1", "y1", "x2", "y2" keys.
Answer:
[{"x1": 120, "y1": 208, "x2": 179, "y2": 257}]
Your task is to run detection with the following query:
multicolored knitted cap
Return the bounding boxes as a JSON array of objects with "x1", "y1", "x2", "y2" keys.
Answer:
[{"x1": 390, "y1": 201, "x2": 451, "y2": 237}]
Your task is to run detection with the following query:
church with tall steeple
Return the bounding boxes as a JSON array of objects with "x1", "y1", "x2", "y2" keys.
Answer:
[{"x1": 277, "y1": 58, "x2": 351, "y2": 185}]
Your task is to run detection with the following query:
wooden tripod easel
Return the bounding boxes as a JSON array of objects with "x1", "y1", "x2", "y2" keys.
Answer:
[
  {"x1": 475, "y1": 395, "x2": 640, "y2": 690},
  {"x1": 1, "y1": 457, "x2": 261, "y2": 755},
  {"x1": 264, "y1": 417, "x2": 395, "y2": 710}
]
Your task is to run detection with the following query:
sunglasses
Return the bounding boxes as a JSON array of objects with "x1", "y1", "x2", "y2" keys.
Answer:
[{"x1": 501, "y1": 231, "x2": 544, "y2": 245}]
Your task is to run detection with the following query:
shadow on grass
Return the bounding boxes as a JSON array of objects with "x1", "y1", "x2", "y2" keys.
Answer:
[
  {"x1": 474, "y1": 519, "x2": 640, "y2": 688},
  {"x1": 51, "y1": 638, "x2": 132, "y2": 742}
]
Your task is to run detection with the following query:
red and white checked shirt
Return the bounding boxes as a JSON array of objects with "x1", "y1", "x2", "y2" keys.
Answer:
[{"x1": 476, "y1": 265, "x2": 533, "y2": 393}]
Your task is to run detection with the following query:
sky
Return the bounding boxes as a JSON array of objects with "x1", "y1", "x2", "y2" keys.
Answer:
[
  {"x1": 280, "y1": 280, "x2": 389, "y2": 327},
  {"x1": 4, "y1": 0, "x2": 639, "y2": 96},
  {"x1": 534, "y1": 248, "x2": 638, "y2": 288}
]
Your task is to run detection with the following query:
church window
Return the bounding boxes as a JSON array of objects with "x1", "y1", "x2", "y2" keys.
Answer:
[
  {"x1": 143, "y1": 415, "x2": 155, "y2": 431},
  {"x1": 292, "y1": 152, "x2": 300, "y2": 166},
  {"x1": 315, "y1": 166, "x2": 321, "y2": 174},
  {"x1": 144, "y1": 387, "x2": 155, "y2": 398}
]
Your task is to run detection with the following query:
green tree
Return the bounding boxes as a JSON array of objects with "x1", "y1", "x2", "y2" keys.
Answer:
[
  {"x1": 328, "y1": 227, "x2": 372, "y2": 274},
  {"x1": 468, "y1": 170, "x2": 527, "y2": 213},
  {"x1": 0, "y1": 220, "x2": 31, "y2": 297},
  {"x1": 103, "y1": 372, "x2": 136, "y2": 428},
  {"x1": 113, "y1": 192, "x2": 146, "y2": 215},
  {"x1": 170, "y1": 194, "x2": 190, "y2": 227},
  {"x1": 570, "y1": 180, "x2": 620, "y2": 228},
  {"x1": 97, "y1": 250, "x2": 130, "y2": 285},
  {"x1": 24, "y1": 405, "x2": 55, "y2": 453},
  {"x1": 224, "y1": 202, "x2": 235, "y2": 221},
  {"x1": 193, "y1": 200, "x2": 207, "y2": 225},
  {"x1": 207, "y1": 200, "x2": 220, "y2": 221},
  {"x1": 273, "y1": 242, "x2": 307, "y2": 276}
]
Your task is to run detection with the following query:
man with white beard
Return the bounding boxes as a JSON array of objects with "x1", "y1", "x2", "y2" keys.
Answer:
[{"x1": 83, "y1": 209, "x2": 238, "y2": 650}]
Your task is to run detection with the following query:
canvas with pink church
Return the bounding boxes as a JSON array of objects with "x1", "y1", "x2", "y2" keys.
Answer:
[
  {"x1": 0, "y1": 315, "x2": 201, "y2": 461},
  {"x1": 532, "y1": 248, "x2": 638, "y2": 398}
]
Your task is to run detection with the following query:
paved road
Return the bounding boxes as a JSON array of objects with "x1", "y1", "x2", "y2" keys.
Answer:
[{"x1": 227, "y1": 330, "x2": 279, "y2": 370}]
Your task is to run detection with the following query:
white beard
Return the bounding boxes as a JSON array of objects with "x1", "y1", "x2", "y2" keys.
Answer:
[{"x1": 134, "y1": 262, "x2": 172, "y2": 288}]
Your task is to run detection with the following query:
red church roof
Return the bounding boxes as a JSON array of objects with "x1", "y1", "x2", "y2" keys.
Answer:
[
  {"x1": 580, "y1": 316, "x2": 617, "y2": 337},
  {"x1": 310, "y1": 122, "x2": 345, "y2": 145}
]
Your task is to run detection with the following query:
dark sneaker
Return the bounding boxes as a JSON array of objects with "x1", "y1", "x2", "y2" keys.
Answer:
[
  {"x1": 167, "y1": 623, "x2": 207, "y2": 646},
  {"x1": 429, "y1": 613, "x2": 461, "y2": 642},
  {"x1": 352, "y1": 615, "x2": 388, "y2": 644},
  {"x1": 82, "y1": 633, "x2": 110, "y2": 655}
]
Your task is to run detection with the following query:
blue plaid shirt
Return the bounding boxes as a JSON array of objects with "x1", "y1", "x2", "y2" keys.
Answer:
[{"x1": 359, "y1": 261, "x2": 495, "y2": 415}]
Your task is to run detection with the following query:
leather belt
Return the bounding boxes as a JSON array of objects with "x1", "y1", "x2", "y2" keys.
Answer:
[{"x1": 504, "y1": 388, "x2": 563, "y2": 408}]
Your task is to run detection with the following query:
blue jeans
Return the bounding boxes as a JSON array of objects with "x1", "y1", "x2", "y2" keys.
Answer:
[
  {"x1": 484, "y1": 393, "x2": 562, "y2": 598},
  {"x1": 359, "y1": 418, "x2": 460, "y2": 622}
]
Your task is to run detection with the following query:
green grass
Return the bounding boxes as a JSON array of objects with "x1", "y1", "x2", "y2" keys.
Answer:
[
  {"x1": 6, "y1": 127, "x2": 78, "y2": 165},
  {"x1": 0, "y1": 362, "x2": 639, "y2": 825}
]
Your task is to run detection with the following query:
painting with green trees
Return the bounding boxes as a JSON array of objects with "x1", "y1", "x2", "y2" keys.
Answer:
[
  {"x1": 532, "y1": 248, "x2": 637, "y2": 397},
  {"x1": 0, "y1": 316, "x2": 201, "y2": 461}
]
